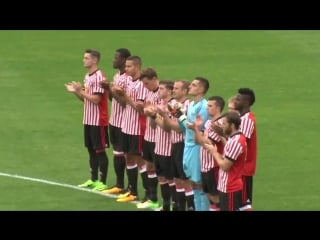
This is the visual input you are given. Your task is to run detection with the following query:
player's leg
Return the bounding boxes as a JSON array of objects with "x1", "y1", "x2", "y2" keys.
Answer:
[
  {"x1": 172, "y1": 142, "x2": 187, "y2": 211},
  {"x1": 188, "y1": 146, "x2": 209, "y2": 211},
  {"x1": 103, "y1": 125, "x2": 126, "y2": 194},
  {"x1": 240, "y1": 175, "x2": 253, "y2": 211},
  {"x1": 90, "y1": 125, "x2": 109, "y2": 191},
  {"x1": 203, "y1": 168, "x2": 220, "y2": 211},
  {"x1": 137, "y1": 140, "x2": 158, "y2": 208},
  {"x1": 182, "y1": 146, "x2": 195, "y2": 211},
  {"x1": 117, "y1": 134, "x2": 143, "y2": 202},
  {"x1": 78, "y1": 125, "x2": 99, "y2": 188}
]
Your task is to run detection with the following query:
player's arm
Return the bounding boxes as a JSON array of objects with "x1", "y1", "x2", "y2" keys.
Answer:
[
  {"x1": 107, "y1": 84, "x2": 126, "y2": 107},
  {"x1": 191, "y1": 124, "x2": 206, "y2": 145},
  {"x1": 99, "y1": 79, "x2": 113, "y2": 101},
  {"x1": 167, "y1": 103, "x2": 187, "y2": 132},
  {"x1": 192, "y1": 126, "x2": 203, "y2": 145},
  {"x1": 211, "y1": 122, "x2": 227, "y2": 146},
  {"x1": 80, "y1": 91, "x2": 102, "y2": 104},
  {"x1": 132, "y1": 85, "x2": 148, "y2": 115},
  {"x1": 154, "y1": 105, "x2": 172, "y2": 132},
  {"x1": 177, "y1": 116, "x2": 187, "y2": 132},
  {"x1": 73, "y1": 82, "x2": 102, "y2": 104},
  {"x1": 166, "y1": 117, "x2": 183, "y2": 132},
  {"x1": 114, "y1": 87, "x2": 141, "y2": 112},
  {"x1": 204, "y1": 143, "x2": 233, "y2": 171},
  {"x1": 241, "y1": 117, "x2": 255, "y2": 143},
  {"x1": 74, "y1": 91, "x2": 85, "y2": 102},
  {"x1": 154, "y1": 114, "x2": 170, "y2": 132},
  {"x1": 115, "y1": 86, "x2": 133, "y2": 107},
  {"x1": 220, "y1": 137, "x2": 227, "y2": 146},
  {"x1": 186, "y1": 114, "x2": 206, "y2": 145},
  {"x1": 120, "y1": 95, "x2": 145, "y2": 114},
  {"x1": 157, "y1": 114, "x2": 172, "y2": 132},
  {"x1": 134, "y1": 101, "x2": 145, "y2": 115},
  {"x1": 144, "y1": 104, "x2": 157, "y2": 129}
]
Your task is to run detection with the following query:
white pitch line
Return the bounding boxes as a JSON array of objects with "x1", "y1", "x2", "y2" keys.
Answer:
[{"x1": 0, "y1": 172, "x2": 143, "y2": 206}]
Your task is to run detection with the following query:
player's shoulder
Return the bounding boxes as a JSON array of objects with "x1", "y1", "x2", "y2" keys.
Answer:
[
  {"x1": 235, "y1": 132, "x2": 247, "y2": 144},
  {"x1": 242, "y1": 112, "x2": 256, "y2": 123},
  {"x1": 201, "y1": 97, "x2": 208, "y2": 106},
  {"x1": 248, "y1": 111, "x2": 256, "y2": 120},
  {"x1": 95, "y1": 69, "x2": 107, "y2": 79}
]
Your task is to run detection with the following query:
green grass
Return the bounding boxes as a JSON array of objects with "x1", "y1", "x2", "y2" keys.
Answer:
[{"x1": 0, "y1": 30, "x2": 318, "y2": 210}]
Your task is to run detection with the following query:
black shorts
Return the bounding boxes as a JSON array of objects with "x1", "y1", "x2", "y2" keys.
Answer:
[
  {"x1": 122, "y1": 133, "x2": 143, "y2": 155},
  {"x1": 142, "y1": 140, "x2": 156, "y2": 163},
  {"x1": 201, "y1": 167, "x2": 219, "y2": 195},
  {"x1": 219, "y1": 190, "x2": 243, "y2": 211},
  {"x1": 154, "y1": 154, "x2": 173, "y2": 180},
  {"x1": 84, "y1": 125, "x2": 109, "y2": 150},
  {"x1": 109, "y1": 124, "x2": 124, "y2": 151},
  {"x1": 171, "y1": 142, "x2": 187, "y2": 179}
]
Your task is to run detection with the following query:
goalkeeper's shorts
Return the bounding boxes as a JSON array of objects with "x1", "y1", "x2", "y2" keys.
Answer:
[{"x1": 183, "y1": 145, "x2": 202, "y2": 184}]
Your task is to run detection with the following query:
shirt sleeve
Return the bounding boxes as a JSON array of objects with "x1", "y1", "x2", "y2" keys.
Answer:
[
  {"x1": 240, "y1": 117, "x2": 254, "y2": 139},
  {"x1": 224, "y1": 140, "x2": 243, "y2": 162},
  {"x1": 92, "y1": 72, "x2": 106, "y2": 94},
  {"x1": 137, "y1": 82, "x2": 148, "y2": 102}
]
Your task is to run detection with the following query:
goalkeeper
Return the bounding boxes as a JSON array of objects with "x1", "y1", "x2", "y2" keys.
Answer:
[{"x1": 169, "y1": 77, "x2": 210, "y2": 211}]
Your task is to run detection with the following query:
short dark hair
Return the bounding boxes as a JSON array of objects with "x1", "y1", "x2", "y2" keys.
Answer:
[
  {"x1": 159, "y1": 80, "x2": 174, "y2": 90},
  {"x1": 85, "y1": 49, "x2": 100, "y2": 61},
  {"x1": 195, "y1": 77, "x2": 209, "y2": 94},
  {"x1": 222, "y1": 111, "x2": 241, "y2": 130},
  {"x1": 116, "y1": 48, "x2": 131, "y2": 59},
  {"x1": 208, "y1": 96, "x2": 225, "y2": 112},
  {"x1": 126, "y1": 55, "x2": 142, "y2": 66},
  {"x1": 140, "y1": 67, "x2": 158, "y2": 79},
  {"x1": 238, "y1": 88, "x2": 255, "y2": 106}
]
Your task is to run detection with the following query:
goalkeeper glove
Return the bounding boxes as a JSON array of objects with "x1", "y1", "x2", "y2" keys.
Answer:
[{"x1": 168, "y1": 102, "x2": 186, "y2": 121}]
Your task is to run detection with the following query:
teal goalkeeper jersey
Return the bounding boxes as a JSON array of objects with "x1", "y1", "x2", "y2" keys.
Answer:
[{"x1": 179, "y1": 98, "x2": 209, "y2": 147}]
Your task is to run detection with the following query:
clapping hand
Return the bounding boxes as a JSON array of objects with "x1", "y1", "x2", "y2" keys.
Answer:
[
  {"x1": 156, "y1": 105, "x2": 168, "y2": 117},
  {"x1": 64, "y1": 81, "x2": 82, "y2": 93},
  {"x1": 167, "y1": 101, "x2": 183, "y2": 118},
  {"x1": 65, "y1": 82, "x2": 75, "y2": 92},
  {"x1": 211, "y1": 121, "x2": 224, "y2": 137},
  {"x1": 144, "y1": 105, "x2": 156, "y2": 117},
  {"x1": 187, "y1": 114, "x2": 203, "y2": 131},
  {"x1": 186, "y1": 121, "x2": 196, "y2": 130},
  {"x1": 203, "y1": 132, "x2": 217, "y2": 152},
  {"x1": 99, "y1": 80, "x2": 111, "y2": 90},
  {"x1": 112, "y1": 85, "x2": 125, "y2": 96}
]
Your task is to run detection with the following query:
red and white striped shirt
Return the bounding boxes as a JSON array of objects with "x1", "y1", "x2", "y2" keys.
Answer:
[
  {"x1": 109, "y1": 72, "x2": 132, "y2": 128},
  {"x1": 170, "y1": 99, "x2": 191, "y2": 143},
  {"x1": 155, "y1": 99, "x2": 172, "y2": 156},
  {"x1": 83, "y1": 69, "x2": 108, "y2": 126},
  {"x1": 239, "y1": 112, "x2": 257, "y2": 176},
  {"x1": 217, "y1": 133, "x2": 247, "y2": 193},
  {"x1": 121, "y1": 79, "x2": 148, "y2": 135},
  {"x1": 200, "y1": 117, "x2": 224, "y2": 172},
  {"x1": 144, "y1": 88, "x2": 161, "y2": 142}
]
